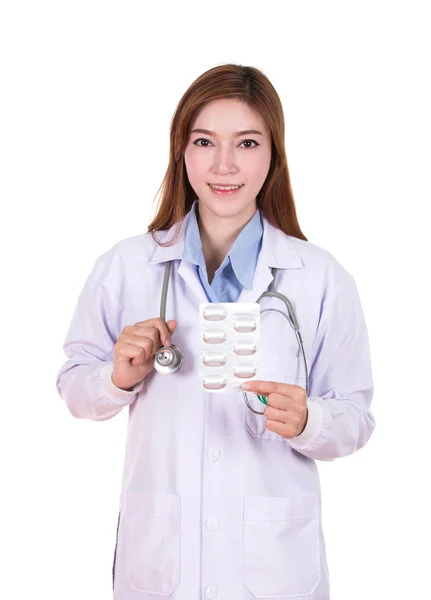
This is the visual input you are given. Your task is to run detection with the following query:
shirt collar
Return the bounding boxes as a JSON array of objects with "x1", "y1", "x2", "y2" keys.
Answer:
[
  {"x1": 148, "y1": 201, "x2": 304, "y2": 271},
  {"x1": 182, "y1": 200, "x2": 262, "y2": 289}
]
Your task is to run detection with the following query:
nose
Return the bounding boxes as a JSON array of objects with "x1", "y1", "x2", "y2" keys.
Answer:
[{"x1": 211, "y1": 144, "x2": 238, "y2": 174}]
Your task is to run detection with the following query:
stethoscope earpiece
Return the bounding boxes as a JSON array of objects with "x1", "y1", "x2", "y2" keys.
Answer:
[{"x1": 154, "y1": 344, "x2": 184, "y2": 374}]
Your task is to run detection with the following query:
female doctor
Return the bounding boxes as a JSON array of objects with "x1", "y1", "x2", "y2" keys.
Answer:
[{"x1": 56, "y1": 64, "x2": 375, "y2": 600}]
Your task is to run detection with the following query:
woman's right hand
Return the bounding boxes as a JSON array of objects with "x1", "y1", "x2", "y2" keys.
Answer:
[{"x1": 111, "y1": 318, "x2": 178, "y2": 390}]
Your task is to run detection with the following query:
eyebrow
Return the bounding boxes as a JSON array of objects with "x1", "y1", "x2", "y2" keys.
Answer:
[{"x1": 190, "y1": 128, "x2": 264, "y2": 137}]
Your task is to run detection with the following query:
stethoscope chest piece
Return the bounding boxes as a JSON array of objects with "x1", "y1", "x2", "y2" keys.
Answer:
[{"x1": 154, "y1": 344, "x2": 184, "y2": 374}]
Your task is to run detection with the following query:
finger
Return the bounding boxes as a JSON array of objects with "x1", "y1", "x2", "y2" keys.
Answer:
[
  {"x1": 122, "y1": 329, "x2": 159, "y2": 355},
  {"x1": 166, "y1": 320, "x2": 177, "y2": 336},
  {"x1": 132, "y1": 318, "x2": 172, "y2": 346},
  {"x1": 266, "y1": 419, "x2": 292, "y2": 438},
  {"x1": 242, "y1": 379, "x2": 299, "y2": 397},
  {"x1": 266, "y1": 413, "x2": 306, "y2": 438},
  {"x1": 115, "y1": 342, "x2": 148, "y2": 365},
  {"x1": 263, "y1": 405, "x2": 289, "y2": 423},
  {"x1": 264, "y1": 405, "x2": 306, "y2": 431},
  {"x1": 264, "y1": 391, "x2": 305, "y2": 410},
  {"x1": 264, "y1": 392, "x2": 290, "y2": 410},
  {"x1": 116, "y1": 335, "x2": 154, "y2": 360}
]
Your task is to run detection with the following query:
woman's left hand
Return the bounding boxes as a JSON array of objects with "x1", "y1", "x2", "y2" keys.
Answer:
[{"x1": 242, "y1": 380, "x2": 308, "y2": 438}]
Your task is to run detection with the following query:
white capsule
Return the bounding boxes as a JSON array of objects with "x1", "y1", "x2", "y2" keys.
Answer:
[
  {"x1": 203, "y1": 305, "x2": 227, "y2": 321},
  {"x1": 203, "y1": 374, "x2": 226, "y2": 390},
  {"x1": 203, "y1": 329, "x2": 227, "y2": 344},
  {"x1": 233, "y1": 316, "x2": 257, "y2": 333},
  {"x1": 232, "y1": 363, "x2": 257, "y2": 378},
  {"x1": 232, "y1": 341, "x2": 257, "y2": 356},
  {"x1": 203, "y1": 351, "x2": 227, "y2": 367}
]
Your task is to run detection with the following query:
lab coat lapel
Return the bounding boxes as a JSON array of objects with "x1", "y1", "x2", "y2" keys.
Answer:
[
  {"x1": 236, "y1": 259, "x2": 274, "y2": 304},
  {"x1": 177, "y1": 260, "x2": 209, "y2": 304},
  {"x1": 237, "y1": 213, "x2": 303, "y2": 303},
  {"x1": 147, "y1": 210, "x2": 209, "y2": 304}
]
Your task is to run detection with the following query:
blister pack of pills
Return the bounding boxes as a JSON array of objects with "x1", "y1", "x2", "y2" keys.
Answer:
[{"x1": 199, "y1": 302, "x2": 260, "y2": 393}]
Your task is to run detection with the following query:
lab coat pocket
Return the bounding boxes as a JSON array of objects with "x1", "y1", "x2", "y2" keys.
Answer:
[
  {"x1": 243, "y1": 495, "x2": 320, "y2": 598},
  {"x1": 124, "y1": 491, "x2": 181, "y2": 596}
]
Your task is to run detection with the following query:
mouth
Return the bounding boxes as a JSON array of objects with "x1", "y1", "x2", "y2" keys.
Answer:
[{"x1": 207, "y1": 183, "x2": 244, "y2": 196}]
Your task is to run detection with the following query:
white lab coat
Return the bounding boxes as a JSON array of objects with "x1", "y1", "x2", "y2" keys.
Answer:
[{"x1": 56, "y1": 209, "x2": 375, "y2": 600}]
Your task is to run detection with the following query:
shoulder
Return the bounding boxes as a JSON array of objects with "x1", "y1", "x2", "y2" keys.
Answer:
[
  {"x1": 285, "y1": 235, "x2": 357, "y2": 299},
  {"x1": 286, "y1": 235, "x2": 332, "y2": 266},
  {"x1": 110, "y1": 231, "x2": 156, "y2": 262},
  {"x1": 88, "y1": 231, "x2": 157, "y2": 283}
]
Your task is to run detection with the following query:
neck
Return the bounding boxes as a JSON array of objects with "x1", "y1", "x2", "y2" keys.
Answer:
[{"x1": 196, "y1": 201, "x2": 257, "y2": 277}]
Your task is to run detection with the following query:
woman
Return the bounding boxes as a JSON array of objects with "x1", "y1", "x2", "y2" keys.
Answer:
[{"x1": 56, "y1": 64, "x2": 375, "y2": 600}]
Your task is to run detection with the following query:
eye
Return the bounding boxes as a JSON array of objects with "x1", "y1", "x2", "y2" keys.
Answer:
[
  {"x1": 192, "y1": 138, "x2": 260, "y2": 148},
  {"x1": 240, "y1": 139, "x2": 259, "y2": 148},
  {"x1": 193, "y1": 138, "x2": 213, "y2": 147}
]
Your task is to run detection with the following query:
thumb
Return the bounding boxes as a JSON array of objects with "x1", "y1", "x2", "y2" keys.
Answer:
[{"x1": 166, "y1": 320, "x2": 177, "y2": 335}]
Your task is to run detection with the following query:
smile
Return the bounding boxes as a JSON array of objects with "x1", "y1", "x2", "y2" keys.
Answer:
[{"x1": 208, "y1": 184, "x2": 244, "y2": 191}]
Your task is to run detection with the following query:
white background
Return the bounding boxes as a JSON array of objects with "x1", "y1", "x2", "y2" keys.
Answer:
[{"x1": 1, "y1": 1, "x2": 430, "y2": 598}]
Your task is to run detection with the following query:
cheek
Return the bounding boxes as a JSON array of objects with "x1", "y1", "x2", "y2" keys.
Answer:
[
  {"x1": 184, "y1": 147, "x2": 209, "y2": 184},
  {"x1": 242, "y1": 150, "x2": 272, "y2": 187}
]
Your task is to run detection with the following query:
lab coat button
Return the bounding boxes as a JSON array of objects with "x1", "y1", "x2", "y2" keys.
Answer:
[
  {"x1": 207, "y1": 448, "x2": 221, "y2": 461},
  {"x1": 205, "y1": 587, "x2": 217, "y2": 599},
  {"x1": 206, "y1": 518, "x2": 219, "y2": 530}
]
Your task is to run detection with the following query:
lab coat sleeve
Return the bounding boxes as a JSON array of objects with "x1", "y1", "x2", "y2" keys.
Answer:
[
  {"x1": 288, "y1": 258, "x2": 375, "y2": 460},
  {"x1": 55, "y1": 249, "x2": 146, "y2": 421}
]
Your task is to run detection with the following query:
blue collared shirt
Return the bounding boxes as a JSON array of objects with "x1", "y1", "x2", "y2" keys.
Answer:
[{"x1": 182, "y1": 200, "x2": 263, "y2": 302}]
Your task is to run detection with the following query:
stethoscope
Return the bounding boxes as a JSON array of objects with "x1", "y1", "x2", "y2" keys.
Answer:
[{"x1": 153, "y1": 261, "x2": 309, "y2": 415}]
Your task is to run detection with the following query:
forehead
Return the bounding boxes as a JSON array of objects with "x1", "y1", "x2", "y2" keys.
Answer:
[{"x1": 190, "y1": 98, "x2": 269, "y2": 135}]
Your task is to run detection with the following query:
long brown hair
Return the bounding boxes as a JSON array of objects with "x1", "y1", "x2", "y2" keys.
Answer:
[{"x1": 147, "y1": 63, "x2": 307, "y2": 245}]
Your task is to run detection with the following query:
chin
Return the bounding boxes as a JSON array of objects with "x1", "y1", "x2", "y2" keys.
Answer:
[
  {"x1": 201, "y1": 194, "x2": 253, "y2": 215},
  {"x1": 204, "y1": 199, "x2": 247, "y2": 217}
]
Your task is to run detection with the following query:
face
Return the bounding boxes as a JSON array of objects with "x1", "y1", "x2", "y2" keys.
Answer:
[{"x1": 184, "y1": 98, "x2": 272, "y2": 222}]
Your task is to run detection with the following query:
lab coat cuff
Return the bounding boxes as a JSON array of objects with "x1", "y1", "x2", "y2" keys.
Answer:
[
  {"x1": 289, "y1": 398, "x2": 324, "y2": 448},
  {"x1": 98, "y1": 362, "x2": 145, "y2": 402}
]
